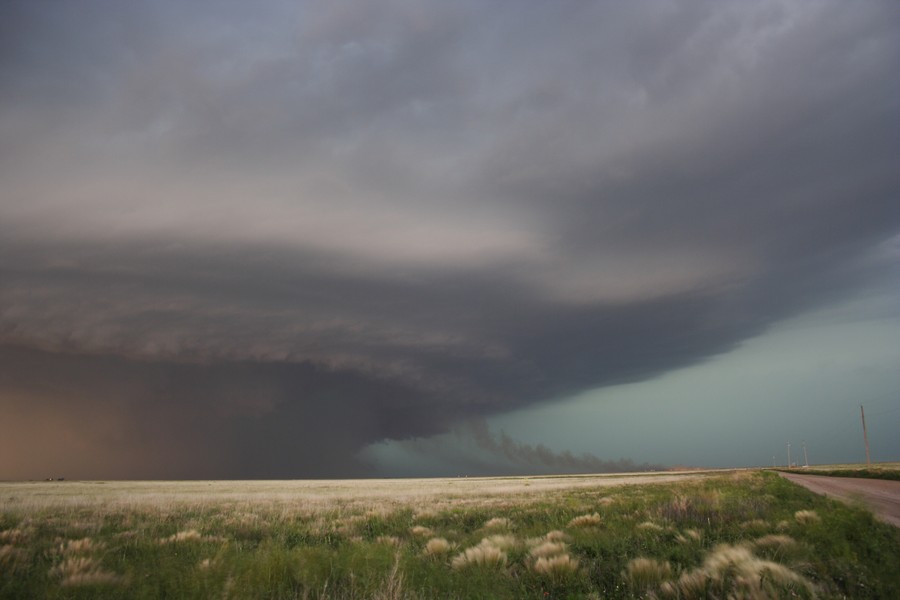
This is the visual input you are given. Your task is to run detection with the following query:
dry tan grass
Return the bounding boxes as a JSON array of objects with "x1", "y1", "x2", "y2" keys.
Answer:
[
  {"x1": 794, "y1": 509, "x2": 820, "y2": 524},
  {"x1": 59, "y1": 537, "x2": 104, "y2": 555},
  {"x1": 450, "y1": 543, "x2": 508, "y2": 570},
  {"x1": 480, "y1": 534, "x2": 518, "y2": 550},
  {"x1": 423, "y1": 537, "x2": 452, "y2": 556},
  {"x1": 567, "y1": 512, "x2": 602, "y2": 528},
  {"x1": 409, "y1": 525, "x2": 434, "y2": 537},
  {"x1": 623, "y1": 557, "x2": 673, "y2": 590},
  {"x1": 0, "y1": 473, "x2": 713, "y2": 519},
  {"x1": 159, "y1": 529, "x2": 223, "y2": 544},
  {"x1": 752, "y1": 534, "x2": 796, "y2": 551},
  {"x1": 0, "y1": 528, "x2": 29, "y2": 545},
  {"x1": 529, "y1": 541, "x2": 567, "y2": 559},
  {"x1": 675, "y1": 529, "x2": 702, "y2": 544},
  {"x1": 740, "y1": 518, "x2": 769, "y2": 529},
  {"x1": 544, "y1": 530, "x2": 570, "y2": 542},
  {"x1": 530, "y1": 554, "x2": 580, "y2": 577},
  {"x1": 637, "y1": 521, "x2": 664, "y2": 531},
  {"x1": 376, "y1": 535, "x2": 401, "y2": 547},
  {"x1": 656, "y1": 543, "x2": 816, "y2": 599},
  {"x1": 0, "y1": 544, "x2": 27, "y2": 569},
  {"x1": 483, "y1": 517, "x2": 511, "y2": 529},
  {"x1": 48, "y1": 556, "x2": 125, "y2": 587}
]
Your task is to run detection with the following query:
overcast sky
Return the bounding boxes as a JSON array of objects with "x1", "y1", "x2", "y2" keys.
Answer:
[{"x1": 1, "y1": 0, "x2": 898, "y2": 479}]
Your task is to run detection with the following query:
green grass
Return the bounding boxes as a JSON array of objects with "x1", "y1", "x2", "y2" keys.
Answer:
[
  {"x1": 777, "y1": 467, "x2": 900, "y2": 481},
  {"x1": 1, "y1": 471, "x2": 899, "y2": 598}
]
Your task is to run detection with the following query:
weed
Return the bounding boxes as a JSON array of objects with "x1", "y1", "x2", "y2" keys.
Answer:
[
  {"x1": 451, "y1": 542, "x2": 508, "y2": 570},
  {"x1": 530, "y1": 553, "x2": 580, "y2": 578},
  {"x1": 423, "y1": 537, "x2": 452, "y2": 556},
  {"x1": 623, "y1": 557, "x2": 673, "y2": 591},
  {"x1": 794, "y1": 509, "x2": 821, "y2": 524},
  {"x1": 568, "y1": 512, "x2": 602, "y2": 528}
]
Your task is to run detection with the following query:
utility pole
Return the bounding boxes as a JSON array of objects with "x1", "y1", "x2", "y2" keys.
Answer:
[
  {"x1": 861, "y1": 405, "x2": 871, "y2": 467},
  {"x1": 802, "y1": 441, "x2": 809, "y2": 467},
  {"x1": 787, "y1": 442, "x2": 791, "y2": 468},
  {"x1": 773, "y1": 455, "x2": 776, "y2": 468}
]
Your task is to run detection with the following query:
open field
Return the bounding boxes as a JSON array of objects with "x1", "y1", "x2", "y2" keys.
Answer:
[{"x1": 2, "y1": 470, "x2": 900, "y2": 599}]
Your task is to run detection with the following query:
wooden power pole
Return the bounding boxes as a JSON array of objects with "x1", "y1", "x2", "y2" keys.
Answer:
[{"x1": 860, "y1": 405, "x2": 871, "y2": 467}]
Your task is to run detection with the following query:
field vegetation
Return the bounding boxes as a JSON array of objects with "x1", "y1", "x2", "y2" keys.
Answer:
[
  {"x1": 778, "y1": 462, "x2": 900, "y2": 482},
  {"x1": 2, "y1": 470, "x2": 899, "y2": 599}
]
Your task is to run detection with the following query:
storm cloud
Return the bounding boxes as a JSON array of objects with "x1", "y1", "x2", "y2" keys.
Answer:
[{"x1": 1, "y1": 1, "x2": 899, "y2": 478}]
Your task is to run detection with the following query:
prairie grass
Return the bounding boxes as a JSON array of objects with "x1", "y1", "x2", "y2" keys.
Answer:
[
  {"x1": 423, "y1": 537, "x2": 452, "y2": 556},
  {"x1": 794, "y1": 509, "x2": 821, "y2": 524},
  {"x1": 1, "y1": 470, "x2": 899, "y2": 599},
  {"x1": 529, "y1": 540, "x2": 567, "y2": 558},
  {"x1": 529, "y1": 553, "x2": 580, "y2": 578},
  {"x1": 623, "y1": 557, "x2": 673, "y2": 590},
  {"x1": 450, "y1": 543, "x2": 508, "y2": 570},
  {"x1": 567, "y1": 512, "x2": 602, "y2": 528}
]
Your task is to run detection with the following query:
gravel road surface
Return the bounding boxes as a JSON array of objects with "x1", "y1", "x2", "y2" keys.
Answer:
[{"x1": 779, "y1": 472, "x2": 900, "y2": 527}]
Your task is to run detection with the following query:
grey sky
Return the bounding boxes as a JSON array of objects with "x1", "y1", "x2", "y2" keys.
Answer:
[{"x1": 1, "y1": 0, "x2": 898, "y2": 478}]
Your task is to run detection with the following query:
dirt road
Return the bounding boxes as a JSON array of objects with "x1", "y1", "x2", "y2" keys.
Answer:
[{"x1": 779, "y1": 472, "x2": 900, "y2": 527}]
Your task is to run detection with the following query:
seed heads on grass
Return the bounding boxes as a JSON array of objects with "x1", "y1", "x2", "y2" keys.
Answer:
[
  {"x1": 567, "y1": 513, "x2": 601, "y2": 528},
  {"x1": 656, "y1": 543, "x2": 816, "y2": 599},
  {"x1": 450, "y1": 543, "x2": 508, "y2": 570},
  {"x1": 483, "y1": 534, "x2": 519, "y2": 550},
  {"x1": 0, "y1": 528, "x2": 28, "y2": 545},
  {"x1": 48, "y1": 557, "x2": 125, "y2": 587},
  {"x1": 159, "y1": 529, "x2": 223, "y2": 544},
  {"x1": 623, "y1": 557, "x2": 673, "y2": 591},
  {"x1": 424, "y1": 537, "x2": 452, "y2": 556},
  {"x1": 530, "y1": 554, "x2": 580, "y2": 579},
  {"x1": 675, "y1": 529, "x2": 702, "y2": 544},
  {"x1": 544, "y1": 530, "x2": 570, "y2": 543},
  {"x1": 59, "y1": 537, "x2": 103, "y2": 555},
  {"x1": 529, "y1": 541, "x2": 567, "y2": 559},
  {"x1": 409, "y1": 525, "x2": 434, "y2": 537},
  {"x1": 794, "y1": 510, "x2": 820, "y2": 524},
  {"x1": 376, "y1": 535, "x2": 401, "y2": 547},
  {"x1": 753, "y1": 534, "x2": 796, "y2": 551},
  {"x1": 0, "y1": 544, "x2": 27, "y2": 570},
  {"x1": 483, "y1": 517, "x2": 511, "y2": 529}
]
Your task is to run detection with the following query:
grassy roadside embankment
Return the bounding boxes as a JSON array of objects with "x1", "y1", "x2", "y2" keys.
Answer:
[
  {"x1": 776, "y1": 462, "x2": 900, "y2": 482},
  {"x1": 2, "y1": 470, "x2": 899, "y2": 599}
]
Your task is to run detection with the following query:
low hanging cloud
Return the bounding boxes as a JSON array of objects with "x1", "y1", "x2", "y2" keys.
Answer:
[
  {"x1": 465, "y1": 421, "x2": 663, "y2": 475},
  {"x1": 1, "y1": 0, "x2": 899, "y2": 478}
]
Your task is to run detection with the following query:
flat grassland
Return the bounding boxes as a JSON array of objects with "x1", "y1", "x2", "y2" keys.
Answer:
[{"x1": 2, "y1": 470, "x2": 899, "y2": 599}]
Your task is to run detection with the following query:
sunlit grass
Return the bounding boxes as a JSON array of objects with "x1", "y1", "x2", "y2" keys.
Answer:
[{"x1": 1, "y1": 470, "x2": 899, "y2": 598}]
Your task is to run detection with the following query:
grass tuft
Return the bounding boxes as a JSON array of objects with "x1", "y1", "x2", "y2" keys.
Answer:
[
  {"x1": 794, "y1": 509, "x2": 820, "y2": 524},
  {"x1": 623, "y1": 557, "x2": 673, "y2": 590},
  {"x1": 409, "y1": 525, "x2": 434, "y2": 537},
  {"x1": 451, "y1": 542, "x2": 508, "y2": 570},
  {"x1": 567, "y1": 512, "x2": 602, "y2": 528},
  {"x1": 423, "y1": 537, "x2": 452, "y2": 556},
  {"x1": 483, "y1": 517, "x2": 511, "y2": 529},
  {"x1": 530, "y1": 553, "x2": 580, "y2": 578},
  {"x1": 48, "y1": 557, "x2": 125, "y2": 587}
]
